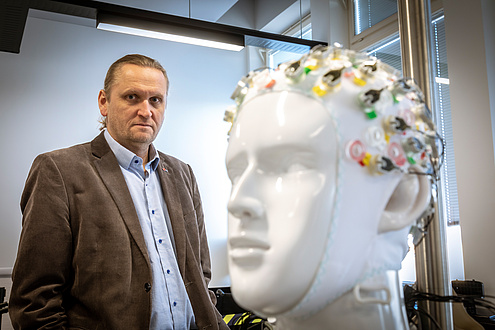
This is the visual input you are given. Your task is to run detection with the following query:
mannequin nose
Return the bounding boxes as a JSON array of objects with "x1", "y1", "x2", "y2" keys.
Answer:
[
  {"x1": 227, "y1": 172, "x2": 264, "y2": 221},
  {"x1": 228, "y1": 195, "x2": 263, "y2": 220}
]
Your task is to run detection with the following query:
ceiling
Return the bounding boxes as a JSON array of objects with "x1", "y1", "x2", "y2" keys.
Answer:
[
  {"x1": 89, "y1": 0, "x2": 241, "y2": 22},
  {"x1": 1, "y1": 0, "x2": 313, "y2": 53}
]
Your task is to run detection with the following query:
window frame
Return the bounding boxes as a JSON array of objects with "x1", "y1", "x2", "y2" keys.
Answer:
[{"x1": 347, "y1": 0, "x2": 443, "y2": 52}]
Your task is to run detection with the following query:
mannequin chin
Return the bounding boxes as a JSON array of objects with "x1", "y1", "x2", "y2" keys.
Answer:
[{"x1": 224, "y1": 45, "x2": 438, "y2": 329}]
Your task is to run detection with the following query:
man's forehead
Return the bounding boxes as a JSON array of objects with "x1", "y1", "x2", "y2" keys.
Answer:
[
  {"x1": 114, "y1": 65, "x2": 167, "y2": 92},
  {"x1": 116, "y1": 64, "x2": 166, "y2": 81}
]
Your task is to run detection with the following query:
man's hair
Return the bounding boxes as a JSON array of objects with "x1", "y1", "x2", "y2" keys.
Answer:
[{"x1": 99, "y1": 54, "x2": 169, "y2": 130}]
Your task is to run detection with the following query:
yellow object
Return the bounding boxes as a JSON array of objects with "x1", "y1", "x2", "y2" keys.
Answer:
[
  {"x1": 312, "y1": 85, "x2": 328, "y2": 97},
  {"x1": 353, "y1": 76, "x2": 367, "y2": 86},
  {"x1": 362, "y1": 152, "x2": 372, "y2": 166}
]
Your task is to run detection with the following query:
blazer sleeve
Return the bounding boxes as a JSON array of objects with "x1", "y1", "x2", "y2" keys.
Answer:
[{"x1": 10, "y1": 154, "x2": 71, "y2": 329}]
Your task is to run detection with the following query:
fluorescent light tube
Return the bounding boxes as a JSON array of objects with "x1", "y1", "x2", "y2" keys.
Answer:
[{"x1": 97, "y1": 22, "x2": 244, "y2": 52}]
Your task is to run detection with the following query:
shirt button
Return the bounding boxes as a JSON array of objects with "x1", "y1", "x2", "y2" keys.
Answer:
[
  {"x1": 158, "y1": 239, "x2": 163, "y2": 244},
  {"x1": 173, "y1": 301, "x2": 177, "y2": 307},
  {"x1": 167, "y1": 269, "x2": 171, "y2": 274},
  {"x1": 144, "y1": 282, "x2": 152, "y2": 292},
  {"x1": 152, "y1": 210, "x2": 155, "y2": 214},
  {"x1": 134, "y1": 160, "x2": 139, "y2": 164}
]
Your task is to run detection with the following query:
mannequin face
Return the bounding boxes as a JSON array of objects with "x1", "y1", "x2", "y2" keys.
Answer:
[
  {"x1": 226, "y1": 91, "x2": 338, "y2": 315},
  {"x1": 224, "y1": 47, "x2": 438, "y2": 321}
]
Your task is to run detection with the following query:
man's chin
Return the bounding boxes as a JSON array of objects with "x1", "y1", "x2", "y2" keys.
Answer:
[{"x1": 130, "y1": 130, "x2": 156, "y2": 143}]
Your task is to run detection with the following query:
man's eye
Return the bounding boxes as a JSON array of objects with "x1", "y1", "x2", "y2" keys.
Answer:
[
  {"x1": 126, "y1": 94, "x2": 136, "y2": 100},
  {"x1": 150, "y1": 97, "x2": 161, "y2": 103}
]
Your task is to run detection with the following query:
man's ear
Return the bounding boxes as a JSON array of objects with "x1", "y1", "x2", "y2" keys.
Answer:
[
  {"x1": 378, "y1": 167, "x2": 432, "y2": 233},
  {"x1": 98, "y1": 89, "x2": 108, "y2": 117}
]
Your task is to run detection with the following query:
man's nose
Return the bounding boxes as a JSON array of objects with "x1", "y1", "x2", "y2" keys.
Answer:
[{"x1": 137, "y1": 100, "x2": 153, "y2": 118}]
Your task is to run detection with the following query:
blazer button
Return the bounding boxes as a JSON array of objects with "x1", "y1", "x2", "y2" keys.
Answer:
[{"x1": 144, "y1": 282, "x2": 152, "y2": 292}]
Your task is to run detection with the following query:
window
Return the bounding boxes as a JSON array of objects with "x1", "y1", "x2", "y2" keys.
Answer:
[
  {"x1": 364, "y1": 13, "x2": 459, "y2": 228},
  {"x1": 267, "y1": 15, "x2": 312, "y2": 69},
  {"x1": 366, "y1": 34, "x2": 401, "y2": 70},
  {"x1": 355, "y1": 1, "x2": 463, "y2": 281},
  {"x1": 354, "y1": 0, "x2": 398, "y2": 35},
  {"x1": 267, "y1": 1, "x2": 460, "y2": 232}
]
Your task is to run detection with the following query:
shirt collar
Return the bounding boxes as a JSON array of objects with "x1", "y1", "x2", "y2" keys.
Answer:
[{"x1": 104, "y1": 129, "x2": 160, "y2": 171}]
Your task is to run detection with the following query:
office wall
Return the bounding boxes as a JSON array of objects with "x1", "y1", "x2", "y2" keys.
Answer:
[
  {"x1": 0, "y1": 10, "x2": 246, "y2": 328},
  {"x1": 444, "y1": 0, "x2": 495, "y2": 295}
]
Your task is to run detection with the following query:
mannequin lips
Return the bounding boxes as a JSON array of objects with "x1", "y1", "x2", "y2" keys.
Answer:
[{"x1": 229, "y1": 236, "x2": 270, "y2": 265}]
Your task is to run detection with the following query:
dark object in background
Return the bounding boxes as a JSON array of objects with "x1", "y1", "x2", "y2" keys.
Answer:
[
  {"x1": 1, "y1": 287, "x2": 8, "y2": 330},
  {"x1": 215, "y1": 288, "x2": 273, "y2": 330},
  {"x1": 215, "y1": 288, "x2": 246, "y2": 315},
  {"x1": 452, "y1": 280, "x2": 495, "y2": 330},
  {"x1": 452, "y1": 279, "x2": 484, "y2": 315},
  {"x1": 404, "y1": 280, "x2": 495, "y2": 329}
]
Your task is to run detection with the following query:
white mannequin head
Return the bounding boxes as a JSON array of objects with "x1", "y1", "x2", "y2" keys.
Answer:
[{"x1": 224, "y1": 45, "x2": 440, "y2": 319}]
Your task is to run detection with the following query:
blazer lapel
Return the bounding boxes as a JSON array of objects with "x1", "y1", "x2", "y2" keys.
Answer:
[
  {"x1": 157, "y1": 158, "x2": 187, "y2": 276},
  {"x1": 91, "y1": 132, "x2": 150, "y2": 265}
]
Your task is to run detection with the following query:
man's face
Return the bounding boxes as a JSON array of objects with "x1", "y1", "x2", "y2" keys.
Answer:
[
  {"x1": 225, "y1": 91, "x2": 338, "y2": 316},
  {"x1": 98, "y1": 64, "x2": 168, "y2": 156}
]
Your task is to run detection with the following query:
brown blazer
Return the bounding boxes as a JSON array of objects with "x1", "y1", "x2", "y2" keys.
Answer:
[{"x1": 10, "y1": 132, "x2": 228, "y2": 330}]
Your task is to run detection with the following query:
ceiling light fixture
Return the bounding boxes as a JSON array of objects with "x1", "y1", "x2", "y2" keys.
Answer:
[
  {"x1": 97, "y1": 11, "x2": 245, "y2": 52},
  {"x1": 33, "y1": 0, "x2": 325, "y2": 54}
]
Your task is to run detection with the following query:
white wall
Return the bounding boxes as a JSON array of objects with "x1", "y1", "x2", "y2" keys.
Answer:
[
  {"x1": 444, "y1": 0, "x2": 495, "y2": 296},
  {"x1": 0, "y1": 10, "x2": 247, "y2": 328}
]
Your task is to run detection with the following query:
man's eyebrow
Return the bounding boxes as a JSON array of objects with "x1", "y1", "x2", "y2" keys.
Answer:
[
  {"x1": 122, "y1": 88, "x2": 165, "y2": 97},
  {"x1": 121, "y1": 88, "x2": 140, "y2": 95}
]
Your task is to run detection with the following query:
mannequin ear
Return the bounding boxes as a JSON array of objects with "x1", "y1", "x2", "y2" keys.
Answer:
[{"x1": 378, "y1": 167, "x2": 431, "y2": 233}]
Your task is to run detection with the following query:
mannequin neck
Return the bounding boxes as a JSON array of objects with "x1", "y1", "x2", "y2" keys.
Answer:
[{"x1": 273, "y1": 270, "x2": 409, "y2": 330}]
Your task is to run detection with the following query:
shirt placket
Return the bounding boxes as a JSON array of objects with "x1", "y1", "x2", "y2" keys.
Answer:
[{"x1": 146, "y1": 166, "x2": 183, "y2": 326}]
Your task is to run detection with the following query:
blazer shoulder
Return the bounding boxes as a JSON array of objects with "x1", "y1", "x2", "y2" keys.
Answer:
[
  {"x1": 158, "y1": 151, "x2": 190, "y2": 172},
  {"x1": 33, "y1": 141, "x2": 93, "y2": 166},
  {"x1": 34, "y1": 132, "x2": 110, "y2": 165}
]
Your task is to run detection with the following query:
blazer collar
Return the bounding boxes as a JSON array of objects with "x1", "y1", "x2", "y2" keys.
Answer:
[
  {"x1": 157, "y1": 156, "x2": 187, "y2": 275},
  {"x1": 91, "y1": 132, "x2": 150, "y2": 266},
  {"x1": 91, "y1": 132, "x2": 187, "y2": 276}
]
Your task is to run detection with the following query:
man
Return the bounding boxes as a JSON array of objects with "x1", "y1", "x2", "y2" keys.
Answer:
[
  {"x1": 224, "y1": 46, "x2": 440, "y2": 329},
  {"x1": 10, "y1": 54, "x2": 228, "y2": 329}
]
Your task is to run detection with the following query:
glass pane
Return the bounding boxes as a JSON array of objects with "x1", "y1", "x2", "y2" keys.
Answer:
[
  {"x1": 354, "y1": 0, "x2": 398, "y2": 35},
  {"x1": 366, "y1": 35, "x2": 402, "y2": 72},
  {"x1": 268, "y1": 25, "x2": 312, "y2": 69},
  {"x1": 432, "y1": 14, "x2": 460, "y2": 227}
]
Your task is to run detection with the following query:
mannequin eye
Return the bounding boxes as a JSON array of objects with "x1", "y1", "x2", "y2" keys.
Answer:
[
  {"x1": 228, "y1": 170, "x2": 243, "y2": 184},
  {"x1": 286, "y1": 162, "x2": 310, "y2": 173},
  {"x1": 258, "y1": 148, "x2": 316, "y2": 177},
  {"x1": 226, "y1": 158, "x2": 248, "y2": 184}
]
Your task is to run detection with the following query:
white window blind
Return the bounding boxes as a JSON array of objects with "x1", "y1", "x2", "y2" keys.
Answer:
[
  {"x1": 365, "y1": 13, "x2": 460, "y2": 227},
  {"x1": 354, "y1": 0, "x2": 398, "y2": 35}
]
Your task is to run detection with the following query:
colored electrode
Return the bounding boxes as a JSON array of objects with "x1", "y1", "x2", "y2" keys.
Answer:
[
  {"x1": 224, "y1": 44, "x2": 442, "y2": 179},
  {"x1": 312, "y1": 67, "x2": 344, "y2": 96},
  {"x1": 285, "y1": 58, "x2": 306, "y2": 83}
]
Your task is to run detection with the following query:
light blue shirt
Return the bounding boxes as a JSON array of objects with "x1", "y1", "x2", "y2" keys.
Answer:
[{"x1": 104, "y1": 130, "x2": 196, "y2": 330}]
